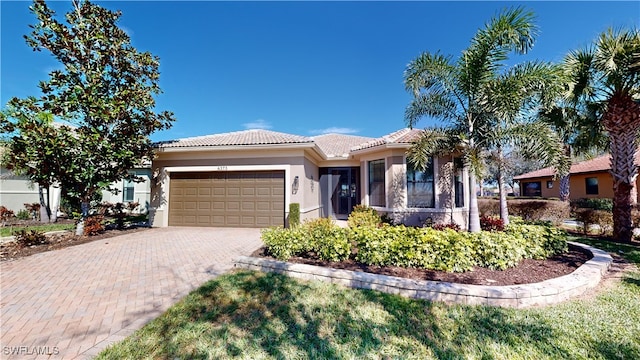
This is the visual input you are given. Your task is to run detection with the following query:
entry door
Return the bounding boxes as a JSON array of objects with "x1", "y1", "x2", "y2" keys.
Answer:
[{"x1": 328, "y1": 168, "x2": 359, "y2": 219}]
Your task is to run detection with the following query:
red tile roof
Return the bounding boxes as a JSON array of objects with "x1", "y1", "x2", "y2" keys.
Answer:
[
  {"x1": 350, "y1": 128, "x2": 425, "y2": 151},
  {"x1": 513, "y1": 151, "x2": 640, "y2": 180}
]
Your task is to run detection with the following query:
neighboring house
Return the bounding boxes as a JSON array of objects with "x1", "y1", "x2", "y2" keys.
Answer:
[
  {"x1": 513, "y1": 152, "x2": 640, "y2": 203},
  {"x1": 149, "y1": 128, "x2": 469, "y2": 228},
  {"x1": 101, "y1": 166, "x2": 152, "y2": 213},
  {"x1": 0, "y1": 167, "x2": 61, "y2": 215}
]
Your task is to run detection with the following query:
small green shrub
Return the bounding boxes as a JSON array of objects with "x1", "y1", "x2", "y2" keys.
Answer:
[
  {"x1": 14, "y1": 228, "x2": 48, "y2": 247},
  {"x1": 288, "y1": 203, "x2": 300, "y2": 228},
  {"x1": 16, "y1": 209, "x2": 31, "y2": 220},
  {"x1": 571, "y1": 198, "x2": 613, "y2": 211},
  {"x1": 262, "y1": 226, "x2": 307, "y2": 260},
  {"x1": 347, "y1": 205, "x2": 381, "y2": 228}
]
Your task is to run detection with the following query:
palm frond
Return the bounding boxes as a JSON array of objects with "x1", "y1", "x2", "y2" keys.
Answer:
[
  {"x1": 406, "y1": 127, "x2": 462, "y2": 171},
  {"x1": 405, "y1": 92, "x2": 459, "y2": 128}
]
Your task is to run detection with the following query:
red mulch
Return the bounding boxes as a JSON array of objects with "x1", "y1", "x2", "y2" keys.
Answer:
[{"x1": 251, "y1": 245, "x2": 592, "y2": 286}]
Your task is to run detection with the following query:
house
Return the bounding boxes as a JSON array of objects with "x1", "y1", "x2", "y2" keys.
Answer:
[
  {"x1": 513, "y1": 152, "x2": 640, "y2": 203},
  {"x1": 0, "y1": 167, "x2": 61, "y2": 215},
  {"x1": 100, "y1": 166, "x2": 153, "y2": 213},
  {"x1": 149, "y1": 128, "x2": 469, "y2": 228}
]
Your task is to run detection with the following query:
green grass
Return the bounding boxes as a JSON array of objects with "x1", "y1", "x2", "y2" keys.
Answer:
[
  {"x1": 1, "y1": 223, "x2": 75, "y2": 237},
  {"x1": 98, "y1": 237, "x2": 640, "y2": 360}
]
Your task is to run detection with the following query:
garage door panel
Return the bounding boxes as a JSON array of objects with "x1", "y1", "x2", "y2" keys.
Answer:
[{"x1": 169, "y1": 170, "x2": 284, "y2": 228}]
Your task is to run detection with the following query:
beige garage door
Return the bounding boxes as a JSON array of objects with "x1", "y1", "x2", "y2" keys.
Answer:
[{"x1": 169, "y1": 171, "x2": 285, "y2": 227}]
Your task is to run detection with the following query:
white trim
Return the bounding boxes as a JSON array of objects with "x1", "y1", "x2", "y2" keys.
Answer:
[
  {"x1": 300, "y1": 205, "x2": 322, "y2": 213},
  {"x1": 158, "y1": 143, "x2": 315, "y2": 153},
  {"x1": 0, "y1": 190, "x2": 39, "y2": 194}
]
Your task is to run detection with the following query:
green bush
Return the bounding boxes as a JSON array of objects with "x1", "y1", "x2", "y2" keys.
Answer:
[
  {"x1": 573, "y1": 208, "x2": 613, "y2": 235},
  {"x1": 571, "y1": 198, "x2": 613, "y2": 211},
  {"x1": 16, "y1": 209, "x2": 31, "y2": 220},
  {"x1": 347, "y1": 205, "x2": 381, "y2": 228},
  {"x1": 264, "y1": 216, "x2": 568, "y2": 272},
  {"x1": 478, "y1": 198, "x2": 569, "y2": 225},
  {"x1": 262, "y1": 218, "x2": 350, "y2": 262},
  {"x1": 288, "y1": 203, "x2": 300, "y2": 228}
]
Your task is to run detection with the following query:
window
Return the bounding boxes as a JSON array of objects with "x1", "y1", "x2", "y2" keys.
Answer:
[
  {"x1": 522, "y1": 181, "x2": 541, "y2": 197},
  {"x1": 454, "y1": 157, "x2": 464, "y2": 208},
  {"x1": 586, "y1": 177, "x2": 599, "y2": 195},
  {"x1": 407, "y1": 159, "x2": 435, "y2": 208},
  {"x1": 546, "y1": 180, "x2": 554, "y2": 189},
  {"x1": 368, "y1": 160, "x2": 385, "y2": 206},
  {"x1": 123, "y1": 179, "x2": 135, "y2": 202}
]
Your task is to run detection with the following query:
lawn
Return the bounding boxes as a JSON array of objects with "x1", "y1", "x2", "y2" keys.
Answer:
[{"x1": 98, "y1": 237, "x2": 640, "y2": 360}]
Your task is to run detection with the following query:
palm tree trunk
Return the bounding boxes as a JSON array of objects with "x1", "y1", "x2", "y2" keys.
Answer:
[
  {"x1": 603, "y1": 93, "x2": 640, "y2": 243},
  {"x1": 468, "y1": 172, "x2": 481, "y2": 232},
  {"x1": 497, "y1": 148, "x2": 509, "y2": 226},
  {"x1": 559, "y1": 174, "x2": 570, "y2": 202}
]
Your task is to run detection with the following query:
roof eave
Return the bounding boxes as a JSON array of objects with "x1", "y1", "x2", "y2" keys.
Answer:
[{"x1": 156, "y1": 142, "x2": 315, "y2": 153}]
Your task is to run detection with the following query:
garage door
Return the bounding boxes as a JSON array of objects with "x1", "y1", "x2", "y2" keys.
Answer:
[{"x1": 169, "y1": 170, "x2": 285, "y2": 227}]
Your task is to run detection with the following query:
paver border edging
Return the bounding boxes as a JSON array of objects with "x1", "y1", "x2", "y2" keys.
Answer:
[{"x1": 234, "y1": 241, "x2": 612, "y2": 308}]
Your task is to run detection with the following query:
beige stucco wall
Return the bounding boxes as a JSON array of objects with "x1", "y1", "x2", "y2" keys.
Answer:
[
  {"x1": 0, "y1": 171, "x2": 40, "y2": 213},
  {"x1": 101, "y1": 168, "x2": 152, "y2": 213},
  {"x1": 519, "y1": 176, "x2": 561, "y2": 199},
  {"x1": 149, "y1": 148, "x2": 320, "y2": 227}
]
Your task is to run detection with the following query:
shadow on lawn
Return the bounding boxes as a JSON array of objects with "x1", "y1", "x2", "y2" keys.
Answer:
[{"x1": 100, "y1": 271, "x2": 581, "y2": 359}]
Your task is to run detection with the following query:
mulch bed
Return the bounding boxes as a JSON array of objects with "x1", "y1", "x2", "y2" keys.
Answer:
[
  {"x1": 1, "y1": 224, "x2": 150, "y2": 262},
  {"x1": 251, "y1": 244, "x2": 592, "y2": 286}
]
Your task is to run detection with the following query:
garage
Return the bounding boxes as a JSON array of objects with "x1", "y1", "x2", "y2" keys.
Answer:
[{"x1": 168, "y1": 170, "x2": 285, "y2": 227}]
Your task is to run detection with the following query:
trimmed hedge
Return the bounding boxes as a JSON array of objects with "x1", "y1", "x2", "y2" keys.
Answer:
[
  {"x1": 262, "y1": 218, "x2": 568, "y2": 273},
  {"x1": 478, "y1": 198, "x2": 570, "y2": 225}
]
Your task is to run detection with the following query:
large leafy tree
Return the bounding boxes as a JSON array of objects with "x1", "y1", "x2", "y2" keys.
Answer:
[
  {"x1": 1, "y1": 0, "x2": 175, "y2": 227},
  {"x1": 564, "y1": 28, "x2": 640, "y2": 242},
  {"x1": 404, "y1": 7, "x2": 564, "y2": 231}
]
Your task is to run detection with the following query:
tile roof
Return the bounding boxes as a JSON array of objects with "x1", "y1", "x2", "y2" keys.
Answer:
[
  {"x1": 513, "y1": 151, "x2": 640, "y2": 180},
  {"x1": 157, "y1": 129, "x2": 313, "y2": 148},
  {"x1": 350, "y1": 128, "x2": 425, "y2": 151},
  {"x1": 311, "y1": 134, "x2": 374, "y2": 158}
]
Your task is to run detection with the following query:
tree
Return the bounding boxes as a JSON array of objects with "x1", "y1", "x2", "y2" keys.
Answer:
[
  {"x1": 564, "y1": 28, "x2": 640, "y2": 242},
  {"x1": 0, "y1": 0, "x2": 175, "y2": 231},
  {"x1": 404, "y1": 7, "x2": 564, "y2": 231}
]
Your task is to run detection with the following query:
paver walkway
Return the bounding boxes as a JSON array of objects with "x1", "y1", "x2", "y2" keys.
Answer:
[{"x1": 0, "y1": 227, "x2": 263, "y2": 359}]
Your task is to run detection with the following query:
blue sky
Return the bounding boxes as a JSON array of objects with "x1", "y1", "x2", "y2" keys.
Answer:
[{"x1": 2, "y1": 1, "x2": 638, "y2": 142}]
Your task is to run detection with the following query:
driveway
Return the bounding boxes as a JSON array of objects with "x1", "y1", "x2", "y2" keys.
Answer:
[{"x1": 0, "y1": 227, "x2": 263, "y2": 359}]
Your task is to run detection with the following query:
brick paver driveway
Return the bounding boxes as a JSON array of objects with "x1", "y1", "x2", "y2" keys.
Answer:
[{"x1": 0, "y1": 227, "x2": 263, "y2": 359}]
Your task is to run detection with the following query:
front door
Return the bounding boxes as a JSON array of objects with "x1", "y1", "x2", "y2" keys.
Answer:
[{"x1": 327, "y1": 167, "x2": 359, "y2": 220}]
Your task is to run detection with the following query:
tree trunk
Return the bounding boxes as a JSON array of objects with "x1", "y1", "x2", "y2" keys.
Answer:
[
  {"x1": 602, "y1": 93, "x2": 640, "y2": 243},
  {"x1": 497, "y1": 149, "x2": 509, "y2": 226},
  {"x1": 468, "y1": 172, "x2": 481, "y2": 232},
  {"x1": 559, "y1": 174, "x2": 570, "y2": 202},
  {"x1": 75, "y1": 200, "x2": 90, "y2": 236},
  {"x1": 38, "y1": 186, "x2": 51, "y2": 223}
]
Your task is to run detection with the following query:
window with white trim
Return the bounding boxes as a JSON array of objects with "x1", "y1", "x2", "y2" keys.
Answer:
[
  {"x1": 368, "y1": 159, "x2": 386, "y2": 207},
  {"x1": 407, "y1": 159, "x2": 434, "y2": 208}
]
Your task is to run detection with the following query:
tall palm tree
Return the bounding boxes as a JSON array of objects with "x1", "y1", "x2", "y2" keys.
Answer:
[
  {"x1": 404, "y1": 7, "x2": 564, "y2": 231},
  {"x1": 564, "y1": 28, "x2": 640, "y2": 243}
]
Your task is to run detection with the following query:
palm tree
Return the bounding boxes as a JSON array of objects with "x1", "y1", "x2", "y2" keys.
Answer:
[
  {"x1": 404, "y1": 7, "x2": 564, "y2": 231},
  {"x1": 564, "y1": 28, "x2": 640, "y2": 242}
]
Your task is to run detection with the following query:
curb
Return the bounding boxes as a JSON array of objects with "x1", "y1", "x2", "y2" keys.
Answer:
[{"x1": 234, "y1": 241, "x2": 612, "y2": 308}]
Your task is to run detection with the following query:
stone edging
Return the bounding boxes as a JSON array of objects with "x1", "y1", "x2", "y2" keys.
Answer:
[{"x1": 234, "y1": 241, "x2": 612, "y2": 308}]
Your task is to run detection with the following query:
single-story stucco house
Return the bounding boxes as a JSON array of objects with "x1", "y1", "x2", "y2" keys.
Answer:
[
  {"x1": 513, "y1": 151, "x2": 640, "y2": 203},
  {"x1": 149, "y1": 128, "x2": 469, "y2": 228}
]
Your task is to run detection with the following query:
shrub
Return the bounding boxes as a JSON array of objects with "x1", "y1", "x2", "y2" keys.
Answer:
[
  {"x1": 16, "y1": 209, "x2": 31, "y2": 220},
  {"x1": 480, "y1": 215, "x2": 504, "y2": 232},
  {"x1": 24, "y1": 203, "x2": 41, "y2": 221},
  {"x1": 571, "y1": 198, "x2": 613, "y2": 211},
  {"x1": 262, "y1": 218, "x2": 349, "y2": 262},
  {"x1": 14, "y1": 228, "x2": 48, "y2": 247},
  {"x1": 83, "y1": 215, "x2": 105, "y2": 236},
  {"x1": 347, "y1": 205, "x2": 381, "y2": 228},
  {"x1": 478, "y1": 198, "x2": 569, "y2": 225},
  {"x1": 431, "y1": 223, "x2": 461, "y2": 231},
  {"x1": 0, "y1": 206, "x2": 15, "y2": 224},
  {"x1": 288, "y1": 203, "x2": 300, "y2": 228},
  {"x1": 573, "y1": 208, "x2": 613, "y2": 235}
]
